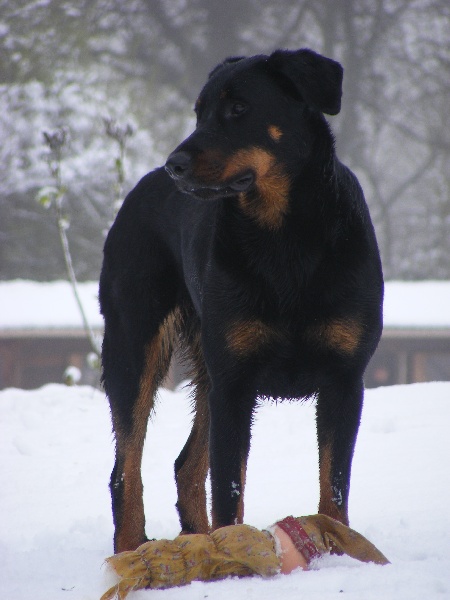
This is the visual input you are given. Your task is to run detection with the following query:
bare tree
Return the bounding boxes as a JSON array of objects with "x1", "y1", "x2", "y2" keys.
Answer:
[
  {"x1": 1, "y1": 0, "x2": 449, "y2": 280},
  {"x1": 283, "y1": 0, "x2": 450, "y2": 277}
]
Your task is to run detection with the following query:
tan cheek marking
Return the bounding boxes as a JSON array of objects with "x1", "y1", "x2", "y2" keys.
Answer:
[
  {"x1": 240, "y1": 163, "x2": 290, "y2": 230},
  {"x1": 226, "y1": 319, "x2": 279, "y2": 357},
  {"x1": 268, "y1": 125, "x2": 283, "y2": 142},
  {"x1": 311, "y1": 319, "x2": 363, "y2": 355},
  {"x1": 221, "y1": 147, "x2": 290, "y2": 230},
  {"x1": 192, "y1": 149, "x2": 226, "y2": 183},
  {"x1": 221, "y1": 147, "x2": 274, "y2": 181}
]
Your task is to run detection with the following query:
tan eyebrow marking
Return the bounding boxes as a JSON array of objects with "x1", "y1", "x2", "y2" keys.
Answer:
[{"x1": 268, "y1": 125, "x2": 283, "y2": 142}]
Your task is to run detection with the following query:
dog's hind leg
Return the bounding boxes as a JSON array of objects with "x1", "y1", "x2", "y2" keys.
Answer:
[
  {"x1": 102, "y1": 309, "x2": 178, "y2": 552},
  {"x1": 174, "y1": 332, "x2": 211, "y2": 534},
  {"x1": 316, "y1": 376, "x2": 364, "y2": 526}
]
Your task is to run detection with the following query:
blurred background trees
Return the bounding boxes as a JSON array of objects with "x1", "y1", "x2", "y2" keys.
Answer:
[{"x1": 1, "y1": 0, "x2": 449, "y2": 281}]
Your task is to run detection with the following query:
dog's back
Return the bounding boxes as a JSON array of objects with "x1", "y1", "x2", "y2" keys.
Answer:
[{"x1": 100, "y1": 48, "x2": 383, "y2": 553}]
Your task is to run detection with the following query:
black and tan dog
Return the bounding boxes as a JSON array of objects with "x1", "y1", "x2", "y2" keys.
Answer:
[{"x1": 99, "y1": 48, "x2": 383, "y2": 553}]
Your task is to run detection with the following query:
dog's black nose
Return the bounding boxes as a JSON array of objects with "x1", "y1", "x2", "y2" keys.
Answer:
[{"x1": 165, "y1": 151, "x2": 192, "y2": 180}]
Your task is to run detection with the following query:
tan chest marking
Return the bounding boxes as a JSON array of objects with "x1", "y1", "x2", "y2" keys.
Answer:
[
  {"x1": 311, "y1": 318, "x2": 363, "y2": 355},
  {"x1": 226, "y1": 318, "x2": 280, "y2": 357}
]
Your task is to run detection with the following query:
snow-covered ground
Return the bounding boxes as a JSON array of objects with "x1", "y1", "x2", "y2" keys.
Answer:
[{"x1": 1, "y1": 381, "x2": 449, "y2": 599}]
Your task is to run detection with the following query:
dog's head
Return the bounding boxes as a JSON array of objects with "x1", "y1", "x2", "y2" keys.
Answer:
[{"x1": 165, "y1": 48, "x2": 343, "y2": 211}]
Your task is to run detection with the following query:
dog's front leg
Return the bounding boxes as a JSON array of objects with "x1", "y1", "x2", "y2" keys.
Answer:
[
  {"x1": 209, "y1": 387, "x2": 255, "y2": 530},
  {"x1": 316, "y1": 376, "x2": 364, "y2": 526}
]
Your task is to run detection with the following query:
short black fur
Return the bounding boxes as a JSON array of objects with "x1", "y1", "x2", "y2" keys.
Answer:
[{"x1": 100, "y1": 47, "x2": 383, "y2": 553}]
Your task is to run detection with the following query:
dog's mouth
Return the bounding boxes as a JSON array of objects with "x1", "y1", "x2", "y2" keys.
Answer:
[
  {"x1": 228, "y1": 172, "x2": 255, "y2": 192},
  {"x1": 168, "y1": 170, "x2": 255, "y2": 200}
]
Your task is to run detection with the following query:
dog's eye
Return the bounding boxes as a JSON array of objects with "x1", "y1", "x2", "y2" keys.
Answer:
[{"x1": 225, "y1": 101, "x2": 248, "y2": 118}]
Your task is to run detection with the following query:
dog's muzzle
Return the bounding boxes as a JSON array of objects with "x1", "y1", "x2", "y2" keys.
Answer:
[
  {"x1": 165, "y1": 151, "x2": 192, "y2": 181},
  {"x1": 165, "y1": 151, "x2": 254, "y2": 197}
]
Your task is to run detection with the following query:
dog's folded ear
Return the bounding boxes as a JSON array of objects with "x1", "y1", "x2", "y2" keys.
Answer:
[
  {"x1": 209, "y1": 56, "x2": 246, "y2": 79},
  {"x1": 268, "y1": 48, "x2": 343, "y2": 115}
]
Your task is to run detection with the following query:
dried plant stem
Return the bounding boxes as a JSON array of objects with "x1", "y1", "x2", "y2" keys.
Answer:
[{"x1": 43, "y1": 128, "x2": 101, "y2": 356}]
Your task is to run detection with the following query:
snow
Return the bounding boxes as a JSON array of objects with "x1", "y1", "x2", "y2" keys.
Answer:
[
  {"x1": 1, "y1": 280, "x2": 450, "y2": 332},
  {"x1": 0, "y1": 280, "x2": 102, "y2": 330},
  {"x1": 383, "y1": 281, "x2": 450, "y2": 328},
  {"x1": 1, "y1": 381, "x2": 449, "y2": 599}
]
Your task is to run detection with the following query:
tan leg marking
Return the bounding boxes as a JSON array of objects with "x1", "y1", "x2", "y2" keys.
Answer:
[
  {"x1": 114, "y1": 449, "x2": 146, "y2": 552},
  {"x1": 176, "y1": 330, "x2": 211, "y2": 533},
  {"x1": 236, "y1": 459, "x2": 247, "y2": 524},
  {"x1": 318, "y1": 441, "x2": 347, "y2": 524},
  {"x1": 135, "y1": 311, "x2": 179, "y2": 426},
  {"x1": 114, "y1": 311, "x2": 180, "y2": 552},
  {"x1": 175, "y1": 392, "x2": 210, "y2": 534},
  {"x1": 211, "y1": 458, "x2": 247, "y2": 530}
]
